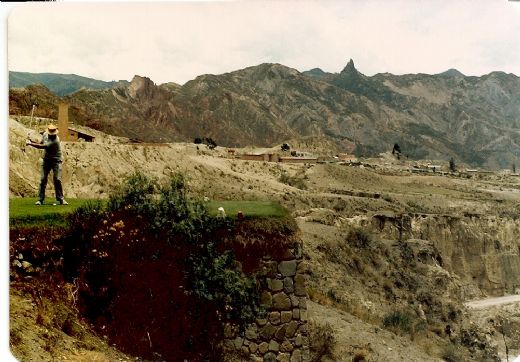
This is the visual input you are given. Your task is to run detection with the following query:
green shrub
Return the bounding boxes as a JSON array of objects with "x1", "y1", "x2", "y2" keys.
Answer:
[
  {"x1": 278, "y1": 171, "x2": 307, "y2": 190},
  {"x1": 326, "y1": 289, "x2": 342, "y2": 304},
  {"x1": 66, "y1": 200, "x2": 104, "y2": 234},
  {"x1": 383, "y1": 310, "x2": 414, "y2": 334},
  {"x1": 332, "y1": 199, "x2": 348, "y2": 212},
  {"x1": 346, "y1": 227, "x2": 372, "y2": 248},
  {"x1": 63, "y1": 172, "x2": 263, "y2": 360},
  {"x1": 188, "y1": 242, "x2": 262, "y2": 325},
  {"x1": 106, "y1": 171, "x2": 158, "y2": 215},
  {"x1": 441, "y1": 344, "x2": 461, "y2": 362}
]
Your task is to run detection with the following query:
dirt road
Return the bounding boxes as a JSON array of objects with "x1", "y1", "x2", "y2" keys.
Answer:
[{"x1": 465, "y1": 295, "x2": 520, "y2": 310}]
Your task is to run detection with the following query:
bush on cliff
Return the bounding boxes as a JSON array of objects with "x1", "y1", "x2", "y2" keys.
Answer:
[
  {"x1": 345, "y1": 226, "x2": 372, "y2": 248},
  {"x1": 62, "y1": 172, "x2": 262, "y2": 361}
]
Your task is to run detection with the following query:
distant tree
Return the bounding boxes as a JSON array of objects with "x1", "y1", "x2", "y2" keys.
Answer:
[
  {"x1": 392, "y1": 143, "x2": 401, "y2": 160},
  {"x1": 281, "y1": 143, "x2": 290, "y2": 152},
  {"x1": 194, "y1": 137, "x2": 202, "y2": 144},
  {"x1": 449, "y1": 157, "x2": 456, "y2": 172},
  {"x1": 513, "y1": 163, "x2": 516, "y2": 174},
  {"x1": 205, "y1": 138, "x2": 217, "y2": 150}
]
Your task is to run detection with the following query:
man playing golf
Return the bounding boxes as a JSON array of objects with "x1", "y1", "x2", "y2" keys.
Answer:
[{"x1": 26, "y1": 124, "x2": 68, "y2": 205}]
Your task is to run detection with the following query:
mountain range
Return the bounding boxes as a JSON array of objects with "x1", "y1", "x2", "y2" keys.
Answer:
[
  {"x1": 9, "y1": 71, "x2": 129, "y2": 97},
  {"x1": 8, "y1": 61, "x2": 520, "y2": 168}
]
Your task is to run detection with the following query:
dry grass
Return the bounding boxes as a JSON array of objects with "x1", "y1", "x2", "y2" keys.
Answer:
[
  {"x1": 68, "y1": 351, "x2": 122, "y2": 362},
  {"x1": 440, "y1": 344, "x2": 463, "y2": 362},
  {"x1": 307, "y1": 287, "x2": 380, "y2": 325},
  {"x1": 308, "y1": 320, "x2": 336, "y2": 362},
  {"x1": 415, "y1": 335, "x2": 442, "y2": 357}
]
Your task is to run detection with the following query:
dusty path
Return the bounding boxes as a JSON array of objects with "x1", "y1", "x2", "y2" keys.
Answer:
[{"x1": 465, "y1": 295, "x2": 520, "y2": 310}]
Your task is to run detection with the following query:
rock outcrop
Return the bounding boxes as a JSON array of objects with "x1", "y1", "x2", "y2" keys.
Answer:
[{"x1": 364, "y1": 213, "x2": 520, "y2": 298}]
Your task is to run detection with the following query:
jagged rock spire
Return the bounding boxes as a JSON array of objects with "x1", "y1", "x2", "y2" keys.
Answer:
[{"x1": 341, "y1": 59, "x2": 357, "y2": 74}]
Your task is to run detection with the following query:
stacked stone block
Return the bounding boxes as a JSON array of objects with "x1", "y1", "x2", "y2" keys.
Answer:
[{"x1": 225, "y1": 241, "x2": 309, "y2": 362}]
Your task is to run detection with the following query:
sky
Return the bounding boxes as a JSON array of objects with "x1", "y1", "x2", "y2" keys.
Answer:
[{"x1": 6, "y1": 0, "x2": 520, "y2": 85}]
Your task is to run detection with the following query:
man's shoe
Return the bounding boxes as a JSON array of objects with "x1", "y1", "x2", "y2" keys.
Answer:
[
  {"x1": 35, "y1": 201, "x2": 42, "y2": 205},
  {"x1": 59, "y1": 199, "x2": 69, "y2": 205}
]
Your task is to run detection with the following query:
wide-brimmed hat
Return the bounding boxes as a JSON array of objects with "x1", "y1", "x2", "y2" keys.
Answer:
[{"x1": 47, "y1": 124, "x2": 58, "y2": 135}]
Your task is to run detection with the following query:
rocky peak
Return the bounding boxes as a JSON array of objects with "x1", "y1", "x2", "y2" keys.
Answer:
[
  {"x1": 248, "y1": 63, "x2": 299, "y2": 80},
  {"x1": 307, "y1": 68, "x2": 326, "y2": 75},
  {"x1": 304, "y1": 68, "x2": 327, "y2": 78},
  {"x1": 340, "y1": 59, "x2": 357, "y2": 75},
  {"x1": 128, "y1": 75, "x2": 157, "y2": 100},
  {"x1": 114, "y1": 80, "x2": 131, "y2": 88},
  {"x1": 332, "y1": 58, "x2": 363, "y2": 90},
  {"x1": 439, "y1": 68, "x2": 465, "y2": 77}
]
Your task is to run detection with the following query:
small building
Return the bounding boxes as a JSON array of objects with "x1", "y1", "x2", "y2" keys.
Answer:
[
  {"x1": 269, "y1": 154, "x2": 280, "y2": 162},
  {"x1": 241, "y1": 154, "x2": 269, "y2": 162},
  {"x1": 279, "y1": 157, "x2": 318, "y2": 164},
  {"x1": 241, "y1": 152, "x2": 316, "y2": 164},
  {"x1": 67, "y1": 127, "x2": 96, "y2": 142}
]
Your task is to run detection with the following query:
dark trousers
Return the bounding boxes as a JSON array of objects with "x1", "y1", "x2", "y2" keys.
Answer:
[{"x1": 38, "y1": 159, "x2": 64, "y2": 202}]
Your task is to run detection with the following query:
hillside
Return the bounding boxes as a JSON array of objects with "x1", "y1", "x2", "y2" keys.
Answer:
[
  {"x1": 9, "y1": 117, "x2": 520, "y2": 361},
  {"x1": 9, "y1": 71, "x2": 129, "y2": 96},
  {"x1": 9, "y1": 61, "x2": 520, "y2": 168}
]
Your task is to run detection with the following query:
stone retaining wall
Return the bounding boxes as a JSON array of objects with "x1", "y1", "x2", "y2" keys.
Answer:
[{"x1": 225, "y1": 241, "x2": 309, "y2": 362}]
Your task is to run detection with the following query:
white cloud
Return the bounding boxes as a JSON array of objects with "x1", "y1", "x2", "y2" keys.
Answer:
[{"x1": 7, "y1": 1, "x2": 520, "y2": 84}]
